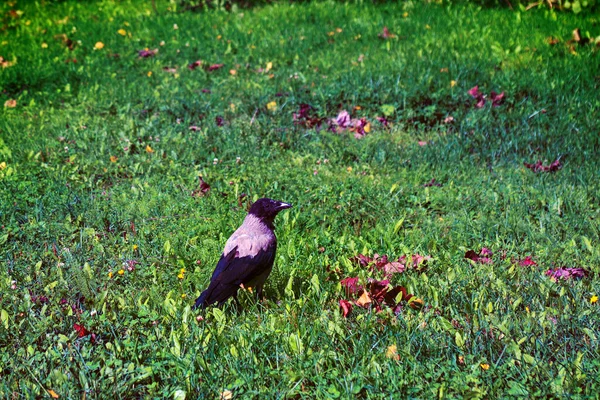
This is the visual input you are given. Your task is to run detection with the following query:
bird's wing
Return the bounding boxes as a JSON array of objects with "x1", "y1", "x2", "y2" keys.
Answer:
[{"x1": 194, "y1": 235, "x2": 277, "y2": 308}]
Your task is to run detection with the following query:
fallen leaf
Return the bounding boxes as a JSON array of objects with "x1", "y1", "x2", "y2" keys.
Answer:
[
  {"x1": 73, "y1": 323, "x2": 89, "y2": 338},
  {"x1": 192, "y1": 176, "x2": 210, "y2": 197},
  {"x1": 524, "y1": 159, "x2": 562, "y2": 173},
  {"x1": 138, "y1": 48, "x2": 158, "y2": 58},
  {"x1": 340, "y1": 277, "x2": 362, "y2": 295},
  {"x1": 47, "y1": 389, "x2": 59, "y2": 399},
  {"x1": 266, "y1": 101, "x2": 277, "y2": 112},
  {"x1": 221, "y1": 390, "x2": 233, "y2": 400},
  {"x1": 423, "y1": 178, "x2": 442, "y2": 187},
  {"x1": 208, "y1": 63, "x2": 224, "y2": 71},
  {"x1": 94, "y1": 42, "x2": 104, "y2": 50},
  {"x1": 339, "y1": 299, "x2": 353, "y2": 318},
  {"x1": 545, "y1": 267, "x2": 587, "y2": 281},
  {"x1": 490, "y1": 91, "x2": 505, "y2": 107},
  {"x1": 518, "y1": 256, "x2": 537, "y2": 267},
  {"x1": 386, "y1": 344, "x2": 400, "y2": 360},
  {"x1": 355, "y1": 291, "x2": 372, "y2": 307},
  {"x1": 378, "y1": 26, "x2": 396, "y2": 39},
  {"x1": 188, "y1": 60, "x2": 203, "y2": 70},
  {"x1": 4, "y1": 99, "x2": 16, "y2": 108}
]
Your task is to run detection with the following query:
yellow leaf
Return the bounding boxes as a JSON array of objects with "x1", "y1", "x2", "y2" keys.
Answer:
[
  {"x1": 94, "y1": 42, "x2": 104, "y2": 50},
  {"x1": 265, "y1": 61, "x2": 272, "y2": 72},
  {"x1": 146, "y1": 145, "x2": 154, "y2": 153},
  {"x1": 47, "y1": 389, "x2": 59, "y2": 399},
  {"x1": 480, "y1": 363, "x2": 490, "y2": 370},
  {"x1": 0, "y1": 162, "x2": 6, "y2": 170},
  {"x1": 41, "y1": 42, "x2": 48, "y2": 48},
  {"x1": 356, "y1": 291, "x2": 371, "y2": 307},
  {"x1": 229, "y1": 69, "x2": 236, "y2": 75},
  {"x1": 363, "y1": 123, "x2": 371, "y2": 133},
  {"x1": 147, "y1": 71, "x2": 152, "y2": 77},
  {"x1": 591, "y1": 295, "x2": 598, "y2": 304},
  {"x1": 117, "y1": 29, "x2": 126, "y2": 36},
  {"x1": 386, "y1": 344, "x2": 399, "y2": 360},
  {"x1": 110, "y1": 156, "x2": 117, "y2": 162},
  {"x1": 450, "y1": 80, "x2": 457, "y2": 88},
  {"x1": 266, "y1": 101, "x2": 277, "y2": 112},
  {"x1": 220, "y1": 390, "x2": 233, "y2": 400}
]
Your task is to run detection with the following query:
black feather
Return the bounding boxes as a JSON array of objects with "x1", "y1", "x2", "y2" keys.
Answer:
[{"x1": 193, "y1": 244, "x2": 276, "y2": 309}]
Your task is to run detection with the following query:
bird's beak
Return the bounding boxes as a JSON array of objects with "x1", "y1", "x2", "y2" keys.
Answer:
[{"x1": 277, "y1": 202, "x2": 292, "y2": 210}]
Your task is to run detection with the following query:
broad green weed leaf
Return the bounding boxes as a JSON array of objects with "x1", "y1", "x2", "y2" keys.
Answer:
[{"x1": 1, "y1": 309, "x2": 8, "y2": 329}]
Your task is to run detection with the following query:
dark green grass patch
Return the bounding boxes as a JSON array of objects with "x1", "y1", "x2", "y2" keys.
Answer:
[{"x1": 1, "y1": 0, "x2": 599, "y2": 398}]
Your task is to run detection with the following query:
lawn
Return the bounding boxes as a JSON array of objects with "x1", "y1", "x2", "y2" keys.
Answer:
[{"x1": 1, "y1": 0, "x2": 599, "y2": 397}]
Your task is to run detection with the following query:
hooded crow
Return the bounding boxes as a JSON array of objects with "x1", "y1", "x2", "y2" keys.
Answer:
[{"x1": 193, "y1": 198, "x2": 292, "y2": 309}]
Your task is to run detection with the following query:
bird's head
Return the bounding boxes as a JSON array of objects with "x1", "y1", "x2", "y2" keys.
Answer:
[{"x1": 248, "y1": 198, "x2": 292, "y2": 223}]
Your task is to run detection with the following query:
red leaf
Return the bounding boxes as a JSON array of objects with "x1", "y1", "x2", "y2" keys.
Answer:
[
  {"x1": 188, "y1": 60, "x2": 203, "y2": 70},
  {"x1": 480, "y1": 248, "x2": 493, "y2": 256},
  {"x1": 368, "y1": 279, "x2": 390, "y2": 303},
  {"x1": 138, "y1": 48, "x2": 158, "y2": 58},
  {"x1": 73, "y1": 323, "x2": 89, "y2": 338},
  {"x1": 340, "y1": 277, "x2": 362, "y2": 295},
  {"x1": 339, "y1": 299, "x2": 353, "y2": 317},
  {"x1": 518, "y1": 256, "x2": 537, "y2": 267},
  {"x1": 192, "y1": 176, "x2": 210, "y2": 197},
  {"x1": 524, "y1": 159, "x2": 562, "y2": 173},
  {"x1": 383, "y1": 261, "x2": 405, "y2": 276},
  {"x1": 207, "y1": 63, "x2": 224, "y2": 71},
  {"x1": 468, "y1": 86, "x2": 483, "y2": 98},
  {"x1": 465, "y1": 249, "x2": 493, "y2": 264},
  {"x1": 490, "y1": 91, "x2": 505, "y2": 107},
  {"x1": 378, "y1": 26, "x2": 396, "y2": 39}
]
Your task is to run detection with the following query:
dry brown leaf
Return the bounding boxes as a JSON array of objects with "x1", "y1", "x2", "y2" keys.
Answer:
[{"x1": 356, "y1": 291, "x2": 372, "y2": 307}]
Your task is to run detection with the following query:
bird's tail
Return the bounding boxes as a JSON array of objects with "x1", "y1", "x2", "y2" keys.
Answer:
[{"x1": 192, "y1": 291, "x2": 208, "y2": 310}]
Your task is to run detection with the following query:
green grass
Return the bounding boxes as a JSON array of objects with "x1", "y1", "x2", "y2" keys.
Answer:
[{"x1": 1, "y1": 0, "x2": 599, "y2": 397}]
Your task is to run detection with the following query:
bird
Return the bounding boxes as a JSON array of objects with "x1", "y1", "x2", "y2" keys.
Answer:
[{"x1": 193, "y1": 198, "x2": 292, "y2": 309}]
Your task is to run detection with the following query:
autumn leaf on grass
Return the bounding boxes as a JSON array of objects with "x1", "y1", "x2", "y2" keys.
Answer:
[
  {"x1": 386, "y1": 344, "x2": 400, "y2": 360},
  {"x1": 518, "y1": 256, "x2": 537, "y2": 267},
  {"x1": 490, "y1": 91, "x2": 505, "y2": 107},
  {"x1": 191, "y1": 176, "x2": 210, "y2": 197},
  {"x1": 524, "y1": 159, "x2": 562, "y2": 173},
  {"x1": 465, "y1": 248, "x2": 493, "y2": 264},
  {"x1": 293, "y1": 103, "x2": 323, "y2": 129},
  {"x1": 468, "y1": 86, "x2": 486, "y2": 108},
  {"x1": 188, "y1": 60, "x2": 202, "y2": 70},
  {"x1": 545, "y1": 267, "x2": 588, "y2": 281},
  {"x1": 207, "y1": 63, "x2": 224, "y2": 71},
  {"x1": 47, "y1": 389, "x2": 59, "y2": 399},
  {"x1": 266, "y1": 101, "x2": 277, "y2": 112},
  {"x1": 4, "y1": 99, "x2": 16, "y2": 108},
  {"x1": 423, "y1": 178, "x2": 442, "y2": 187},
  {"x1": 138, "y1": 48, "x2": 158, "y2": 58},
  {"x1": 383, "y1": 261, "x2": 405, "y2": 276},
  {"x1": 339, "y1": 299, "x2": 353, "y2": 318},
  {"x1": 340, "y1": 277, "x2": 362, "y2": 295},
  {"x1": 355, "y1": 290, "x2": 372, "y2": 308},
  {"x1": 378, "y1": 26, "x2": 396, "y2": 39},
  {"x1": 73, "y1": 323, "x2": 96, "y2": 343}
]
